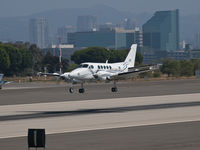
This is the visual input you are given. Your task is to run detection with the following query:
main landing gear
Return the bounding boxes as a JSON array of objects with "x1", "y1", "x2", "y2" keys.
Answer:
[
  {"x1": 79, "y1": 83, "x2": 85, "y2": 93},
  {"x1": 111, "y1": 81, "x2": 118, "y2": 92}
]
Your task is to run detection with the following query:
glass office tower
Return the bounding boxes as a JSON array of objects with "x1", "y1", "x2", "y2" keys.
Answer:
[
  {"x1": 29, "y1": 17, "x2": 49, "y2": 49},
  {"x1": 77, "y1": 16, "x2": 97, "y2": 32},
  {"x1": 143, "y1": 9, "x2": 179, "y2": 51}
]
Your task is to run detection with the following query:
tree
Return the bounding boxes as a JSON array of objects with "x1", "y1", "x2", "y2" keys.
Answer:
[
  {"x1": 67, "y1": 64, "x2": 78, "y2": 72},
  {"x1": 42, "y1": 51, "x2": 58, "y2": 73},
  {"x1": 0, "y1": 43, "x2": 36, "y2": 76},
  {"x1": 161, "y1": 59, "x2": 180, "y2": 77},
  {"x1": 0, "y1": 47, "x2": 10, "y2": 72},
  {"x1": 28, "y1": 44, "x2": 44, "y2": 72},
  {"x1": 21, "y1": 49, "x2": 33, "y2": 69},
  {"x1": 108, "y1": 49, "x2": 128, "y2": 63},
  {"x1": 191, "y1": 59, "x2": 200, "y2": 74},
  {"x1": 71, "y1": 47, "x2": 143, "y2": 65},
  {"x1": 42, "y1": 51, "x2": 69, "y2": 73},
  {"x1": 0, "y1": 44, "x2": 22, "y2": 76},
  {"x1": 71, "y1": 47, "x2": 110, "y2": 64},
  {"x1": 62, "y1": 58, "x2": 69, "y2": 72},
  {"x1": 135, "y1": 52, "x2": 144, "y2": 66},
  {"x1": 179, "y1": 60, "x2": 194, "y2": 76}
]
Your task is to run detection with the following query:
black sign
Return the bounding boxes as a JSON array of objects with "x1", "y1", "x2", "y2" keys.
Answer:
[{"x1": 28, "y1": 129, "x2": 45, "y2": 148}]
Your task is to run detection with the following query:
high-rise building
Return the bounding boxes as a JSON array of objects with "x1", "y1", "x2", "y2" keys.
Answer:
[
  {"x1": 134, "y1": 27, "x2": 143, "y2": 49},
  {"x1": 29, "y1": 17, "x2": 49, "y2": 48},
  {"x1": 77, "y1": 16, "x2": 97, "y2": 32},
  {"x1": 57, "y1": 26, "x2": 74, "y2": 44},
  {"x1": 99, "y1": 22, "x2": 116, "y2": 31},
  {"x1": 143, "y1": 9, "x2": 179, "y2": 51},
  {"x1": 121, "y1": 18, "x2": 136, "y2": 30},
  {"x1": 68, "y1": 28, "x2": 141, "y2": 49},
  {"x1": 194, "y1": 32, "x2": 200, "y2": 49}
]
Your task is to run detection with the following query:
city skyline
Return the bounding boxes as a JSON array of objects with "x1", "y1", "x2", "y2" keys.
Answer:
[{"x1": 0, "y1": 0, "x2": 200, "y2": 18}]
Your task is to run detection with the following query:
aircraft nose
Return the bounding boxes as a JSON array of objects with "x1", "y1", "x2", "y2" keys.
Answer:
[{"x1": 69, "y1": 71, "x2": 80, "y2": 78}]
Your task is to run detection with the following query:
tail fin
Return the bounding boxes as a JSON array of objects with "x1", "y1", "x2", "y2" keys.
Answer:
[
  {"x1": 125, "y1": 44, "x2": 137, "y2": 68},
  {"x1": 0, "y1": 74, "x2": 3, "y2": 81}
]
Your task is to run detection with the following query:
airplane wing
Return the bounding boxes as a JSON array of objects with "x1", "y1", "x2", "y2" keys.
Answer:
[
  {"x1": 110, "y1": 65, "x2": 160, "y2": 80},
  {"x1": 37, "y1": 72, "x2": 60, "y2": 76},
  {"x1": 0, "y1": 74, "x2": 13, "y2": 89},
  {"x1": 3, "y1": 81, "x2": 13, "y2": 85}
]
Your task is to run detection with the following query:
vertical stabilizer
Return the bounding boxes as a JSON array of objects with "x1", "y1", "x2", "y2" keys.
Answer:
[{"x1": 125, "y1": 44, "x2": 137, "y2": 68}]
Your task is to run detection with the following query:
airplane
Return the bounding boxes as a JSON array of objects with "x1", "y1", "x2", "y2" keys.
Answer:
[
  {"x1": 39, "y1": 44, "x2": 158, "y2": 93},
  {"x1": 0, "y1": 74, "x2": 11, "y2": 89}
]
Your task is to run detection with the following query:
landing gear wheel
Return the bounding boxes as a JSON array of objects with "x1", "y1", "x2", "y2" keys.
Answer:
[
  {"x1": 79, "y1": 88, "x2": 85, "y2": 93},
  {"x1": 69, "y1": 88, "x2": 74, "y2": 93},
  {"x1": 111, "y1": 87, "x2": 118, "y2": 92}
]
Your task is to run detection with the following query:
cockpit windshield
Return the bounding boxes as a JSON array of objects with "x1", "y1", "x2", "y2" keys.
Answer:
[{"x1": 78, "y1": 64, "x2": 89, "y2": 68}]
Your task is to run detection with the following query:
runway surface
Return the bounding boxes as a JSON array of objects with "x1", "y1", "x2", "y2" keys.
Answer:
[
  {"x1": 0, "y1": 79, "x2": 200, "y2": 149},
  {"x1": 1, "y1": 121, "x2": 200, "y2": 150},
  {"x1": 1, "y1": 79, "x2": 200, "y2": 105}
]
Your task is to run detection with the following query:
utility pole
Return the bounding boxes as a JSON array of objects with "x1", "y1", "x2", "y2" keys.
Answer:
[{"x1": 58, "y1": 37, "x2": 62, "y2": 74}]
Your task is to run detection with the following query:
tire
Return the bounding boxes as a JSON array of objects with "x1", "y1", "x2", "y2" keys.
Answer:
[
  {"x1": 111, "y1": 87, "x2": 118, "y2": 92},
  {"x1": 79, "y1": 88, "x2": 85, "y2": 93},
  {"x1": 69, "y1": 88, "x2": 74, "y2": 93}
]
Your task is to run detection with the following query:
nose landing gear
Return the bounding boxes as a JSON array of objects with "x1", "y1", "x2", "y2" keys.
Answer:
[
  {"x1": 68, "y1": 81, "x2": 85, "y2": 94},
  {"x1": 69, "y1": 80, "x2": 74, "y2": 93},
  {"x1": 69, "y1": 87, "x2": 74, "y2": 93}
]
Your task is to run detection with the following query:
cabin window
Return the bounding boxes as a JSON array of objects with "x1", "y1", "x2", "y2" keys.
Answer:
[
  {"x1": 101, "y1": 66, "x2": 103, "y2": 69},
  {"x1": 104, "y1": 66, "x2": 106, "y2": 69},
  {"x1": 106, "y1": 66, "x2": 109, "y2": 69},
  {"x1": 109, "y1": 66, "x2": 112, "y2": 69},
  {"x1": 78, "y1": 64, "x2": 89, "y2": 68},
  {"x1": 91, "y1": 65, "x2": 94, "y2": 69},
  {"x1": 98, "y1": 65, "x2": 100, "y2": 69},
  {"x1": 82, "y1": 64, "x2": 89, "y2": 68}
]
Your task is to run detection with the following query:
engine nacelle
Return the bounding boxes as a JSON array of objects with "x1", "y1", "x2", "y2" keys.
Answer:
[
  {"x1": 60, "y1": 72, "x2": 70, "y2": 80},
  {"x1": 95, "y1": 71, "x2": 113, "y2": 81}
]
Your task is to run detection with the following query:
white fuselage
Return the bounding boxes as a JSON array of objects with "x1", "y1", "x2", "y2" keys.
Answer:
[
  {"x1": 63, "y1": 62, "x2": 128, "y2": 82},
  {"x1": 61, "y1": 44, "x2": 137, "y2": 83}
]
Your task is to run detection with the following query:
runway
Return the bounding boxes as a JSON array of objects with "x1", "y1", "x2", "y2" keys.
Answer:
[
  {"x1": 0, "y1": 79, "x2": 200, "y2": 149},
  {"x1": 1, "y1": 79, "x2": 200, "y2": 105},
  {"x1": 1, "y1": 121, "x2": 200, "y2": 150}
]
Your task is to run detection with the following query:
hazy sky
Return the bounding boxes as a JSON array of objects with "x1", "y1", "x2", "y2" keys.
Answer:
[{"x1": 1, "y1": 0, "x2": 200, "y2": 17}]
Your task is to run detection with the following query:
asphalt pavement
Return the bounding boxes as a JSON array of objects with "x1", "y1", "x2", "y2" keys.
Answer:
[
  {"x1": 1, "y1": 79, "x2": 200, "y2": 150},
  {"x1": 1, "y1": 121, "x2": 200, "y2": 150},
  {"x1": 1, "y1": 79, "x2": 200, "y2": 105}
]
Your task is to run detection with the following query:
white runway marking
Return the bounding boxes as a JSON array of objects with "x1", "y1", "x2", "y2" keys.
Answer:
[{"x1": 1, "y1": 93, "x2": 200, "y2": 139}]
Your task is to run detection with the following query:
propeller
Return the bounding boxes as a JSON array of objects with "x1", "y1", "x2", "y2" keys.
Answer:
[{"x1": 88, "y1": 67, "x2": 99, "y2": 79}]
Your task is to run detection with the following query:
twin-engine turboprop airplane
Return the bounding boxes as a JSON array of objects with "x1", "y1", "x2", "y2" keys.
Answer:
[{"x1": 39, "y1": 44, "x2": 157, "y2": 93}]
